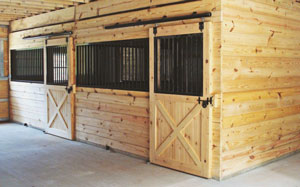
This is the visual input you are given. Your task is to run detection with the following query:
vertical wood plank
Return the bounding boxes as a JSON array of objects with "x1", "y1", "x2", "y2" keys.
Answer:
[
  {"x1": 202, "y1": 22, "x2": 213, "y2": 178},
  {"x1": 69, "y1": 36, "x2": 76, "y2": 140},
  {"x1": 149, "y1": 28, "x2": 155, "y2": 161}
]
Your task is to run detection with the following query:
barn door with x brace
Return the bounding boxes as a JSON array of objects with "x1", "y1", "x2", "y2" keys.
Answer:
[
  {"x1": 45, "y1": 38, "x2": 76, "y2": 140},
  {"x1": 149, "y1": 22, "x2": 213, "y2": 178}
]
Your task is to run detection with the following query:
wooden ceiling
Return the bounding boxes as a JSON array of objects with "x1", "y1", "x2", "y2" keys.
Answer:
[{"x1": 0, "y1": 0, "x2": 91, "y2": 25}]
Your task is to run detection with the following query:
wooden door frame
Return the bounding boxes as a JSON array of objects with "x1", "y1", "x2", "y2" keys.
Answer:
[
  {"x1": 44, "y1": 37, "x2": 76, "y2": 140},
  {"x1": 149, "y1": 22, "x2": 213, "y2": 178}
]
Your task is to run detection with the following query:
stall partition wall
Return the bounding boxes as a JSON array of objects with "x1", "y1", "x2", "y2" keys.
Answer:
[
  {"x1": 9, "y1": 38, "x2": 75, "y2": 140},
  {"x1": 0, "y1": 27, "x2": 8, "y2": 121}
]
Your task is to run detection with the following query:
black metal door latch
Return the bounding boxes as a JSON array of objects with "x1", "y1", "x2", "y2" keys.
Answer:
[
  {"x1": 65, "y1": 86, "x2": 73, "y2": 94},
  {"x1": 197, "y1": 97, "x2": 213, "y2": 108}
]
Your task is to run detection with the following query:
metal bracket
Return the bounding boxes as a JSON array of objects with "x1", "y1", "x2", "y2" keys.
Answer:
[
  {"x1": 65, "y1": 86, "x2": 73, "y2": 94},
  {"x1": 153, "y1": 27, "x2": 157, "y2": 35},
  {"x1": 199, "y1": 22, "x2": 204, "y2": 32},
  {"x1": 198, "y1": 96, "x2": 213, "y2": 108}
]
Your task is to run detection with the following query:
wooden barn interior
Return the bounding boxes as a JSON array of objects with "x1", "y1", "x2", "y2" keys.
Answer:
[{"x1": 0, "y1": 0, "x2": 300, "y2": 186}]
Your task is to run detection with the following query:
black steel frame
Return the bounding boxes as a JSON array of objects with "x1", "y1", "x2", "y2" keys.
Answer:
[
  {"x1": 11, "y1": 49, "x2": 44, "y2": 83},
  {"x1": 76, "y1": 38, "x2": 149, "y2": 91},
  {"x1": 154, "y1": 33, "x2": 204, "y2": 96},
  {"x1": 47, "y1": 46, "x2": 68, "y2": 86}
]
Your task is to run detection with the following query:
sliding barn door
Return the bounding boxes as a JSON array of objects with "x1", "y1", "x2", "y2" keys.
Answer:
[
  {"x1": 46, "y1": 85, "x2": 72, "y2": 139},
  {"x1": 149, "y1": 23, "x2": 212, "y2": 178},
  {"x1": 45, "y1": 38, "x2": 75, "y2": 140}
]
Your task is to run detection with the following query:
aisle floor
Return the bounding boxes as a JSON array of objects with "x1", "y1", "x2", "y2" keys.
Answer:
[{"x1": 0, "y1": 123, "x2": 299, "y2": 187}]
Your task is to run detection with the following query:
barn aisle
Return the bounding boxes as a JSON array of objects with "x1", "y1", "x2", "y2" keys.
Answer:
[{"x1": 0, "y1": 123, "x2": 299, "y2": 187}]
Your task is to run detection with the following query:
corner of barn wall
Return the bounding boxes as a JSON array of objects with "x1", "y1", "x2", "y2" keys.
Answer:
[
  {"x1": 210, "y1": 0, "x2": 222, "y2": 180},
  {"x1": 220, "y1": 0, "x2": 300, "y2": 179},
  {"x1": 0, "y1": 26, "x2": 9, "y2": 122}
]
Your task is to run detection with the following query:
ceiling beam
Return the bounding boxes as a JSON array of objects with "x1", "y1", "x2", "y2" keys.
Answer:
[{"x1": 0, "y1": 0, "x2": 91, "y2": 23}]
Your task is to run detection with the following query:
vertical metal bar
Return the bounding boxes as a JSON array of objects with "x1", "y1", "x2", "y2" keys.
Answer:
[
  {"x1": 97, "y1": 44, "x2": 100, "y2": 88},
  {"x1": 188, "y1": 35, "x2": 191, "y2": 94},
  {"x1": 109, "y1": 45, "x2": 112, "y2": 88},
  {"x1": 80, "y1": 46, "x2": 82, "y2": 85},
  {"x1": 176, "y1": 37, "x2": 179, "y2": 93},
  {"x1": 66, "y1": 46, "x2": 68, "y2": 85},
  {"x1": 89, "y1": 45, "x2": 92, "y2": 87},
  {"x1": 57, "y1": 47, "x2": 59, "y2": 84},
  {"x1": 79, "y1": 46, "x2": 82, "y2": 86},
  {"x1": 35, "y1": 49, "x2": 37, "y2": 82},
  {"x1": 135, "y1": 43, "x2": 138, "y2": 90},
  {"x1": 168, "y1": 37, "x2": 171, "y2": 93},
  {"x1": 95, "y1": 45, "x2": 98, "y2": 87},
  {"x1": 80, "y1": 46, "x2": 83, "y2": 86},
  {"x1": 200, "y1": 34, "x2": 203, "y2": 96},
  {"x1": 25, "y1": 50, "x2": 27, "y2": 81},
  {"x1": 120, "y1": 43, "x2": 123, "y2": 89},
  {"x1": 86, "y1": 45, "x2": 89, "y2": 86},
  {"x1": 37, "y1": 49, "x2": 39, "y2": 82},
  {"x1": 124, "y1": 46, "x2": 127, "y2": 89},
  {"x1": 60, "y1": 47, "x2": 62, "y2": 85},
  {"x1": 139, "y1": 41, "x2": 142, "y2": 90}
]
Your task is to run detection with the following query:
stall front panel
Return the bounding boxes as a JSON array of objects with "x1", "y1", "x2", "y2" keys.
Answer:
[{"x1": 149, "y1": 23, "x2": 213, "y2": 178}]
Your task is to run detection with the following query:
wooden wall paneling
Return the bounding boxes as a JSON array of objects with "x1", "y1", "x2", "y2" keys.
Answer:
[
  {"x1": 10, "y1": 7, "x2": 75, "y2": 32},
  {"x1": 10, "y1": 82, "x2": 47, "y2": 129},
  {"x1": 221, "y1": 0, "x2": 300, "y2": 179},
  {"x1": 9, "y1": 22, "x2": 75, "y2": 50},
  {"x1": 0, "y1": 27, "x2": 8, "y2": 38},
  {"x1": 0, "y1": 100, "x2": 9, "y2": 120},
  {"x1": 0, "y1": 79, "x2": 8, "y2": 99},
  {"x1": 74, "y1": 0, "x2": 221, "y2": 44},
  {"x1": 75, "y1": 0, "x2": 219, "y2": 30},
  {"x1": 75, "y1": 0, "x2": 187, "y2": 20},
  {"x1": 75, "y1": 87, "x2": 150, "y2": 158}
]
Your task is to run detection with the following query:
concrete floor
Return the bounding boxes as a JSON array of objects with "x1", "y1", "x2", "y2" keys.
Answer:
[{"x1": 0, "y1": 123, "x2": 299, "y2": 187}]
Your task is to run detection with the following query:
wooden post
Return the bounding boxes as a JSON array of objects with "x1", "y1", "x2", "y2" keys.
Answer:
[
  {"x1": 149, "y1": 28, "x2": 155, "y2": 162},
  {"x1": 3, "y1": 39, "x2": 8, "y2": 77},
  {"x1": 68, "y1": 36, "x2": 76, "y2": 140}
]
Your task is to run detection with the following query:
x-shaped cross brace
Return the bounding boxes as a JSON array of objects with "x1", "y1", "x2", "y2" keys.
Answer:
[
  {"x1": 155, "y1": 101, "x2": 202, "y2": 166},
  {"x1": 47, "y1": 90, "x2": 69, "y2": 130}
]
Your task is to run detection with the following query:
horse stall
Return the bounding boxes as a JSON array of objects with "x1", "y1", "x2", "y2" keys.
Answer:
[{"x1": 3, "y1": 0, "x2": 300, "y2": 180}]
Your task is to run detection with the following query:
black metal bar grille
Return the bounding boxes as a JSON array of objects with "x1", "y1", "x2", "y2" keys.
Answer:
[
  {"x1": 47, "y1": 46, "x2": 68, "y2": 86},
  {"x1": 154, "y1": 33, "x2": 203, "y2": 96},
  {"x1": 77, "y1": 38, "x2": 149, "y2": 91},
  {"x1": 11, "y1": 48, "x2": 44, "y2": 83}
]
